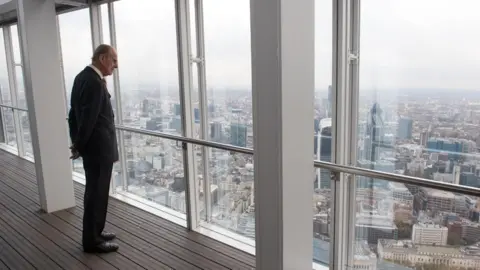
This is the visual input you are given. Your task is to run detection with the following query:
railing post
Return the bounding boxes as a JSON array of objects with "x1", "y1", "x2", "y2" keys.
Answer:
[{"x1": 175, "y1": 0, "x2": 199, "y2": 230}]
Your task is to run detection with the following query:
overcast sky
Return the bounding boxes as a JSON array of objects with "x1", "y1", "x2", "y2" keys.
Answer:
[{"x1": 56, "y1": 0, "x2": 480, "y2": 92}]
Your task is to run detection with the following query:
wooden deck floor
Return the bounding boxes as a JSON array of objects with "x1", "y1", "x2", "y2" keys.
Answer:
[{"x1": 0, "y1": 150, "x2": 255, "y2": 270}]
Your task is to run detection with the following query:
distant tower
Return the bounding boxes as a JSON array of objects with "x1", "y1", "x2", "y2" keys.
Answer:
[{"x1": 363, "y1": 103, "x2": 385, "y2": 162}]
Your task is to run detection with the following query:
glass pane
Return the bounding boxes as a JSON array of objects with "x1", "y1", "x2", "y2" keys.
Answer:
[
  {"x1": 354, "y1": 176, "x2": 480, "y2": 270},
  {"x1": 15, "y1": 66, "x2": 26, "y2": 109},
  {"x1": 101, "y1": 4, "x2": 111, "y2": 45},
  {"x1": 0, "y1": 30, "x2": 11, "y2": 106},
  {"x1": 123, "y1": 130, "x2": 186, "y2": 214},
  {"x1": 2, "y1": 107, "x2": 16, "y2": 148},
  {"x1": 19, "y1": 110, "x2": 33, "y2": 159},
  {"x1": 197, "y1": 145, "x2": 255, "y2": 240},
  {"x1": 58, "y1": 9, "x2": 92, "y2": 109},
  {"x1": 313, "y1": 170, "x2": 332, "y2": 266},
  {"x1": 100, "y1": 4, "x2": 115, "y2": 103},
  {"x1": 114, "y1": 0, "x2": 180, "y2": 135},
  {"x1": 313, "y1": 0, "x2": 333, "y2": 267},
  {"x1": 10, "y1": 25, "x2": 21, "y2": 64},
  {"x1": 356, "y1": 1, "x2": 480, "y2": 269},
  {"x1": 203, "y1": 0, "x2": 252, "y2": 148}
]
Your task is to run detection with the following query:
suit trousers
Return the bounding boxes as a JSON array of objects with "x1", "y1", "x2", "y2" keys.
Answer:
[{"x1": 82, "y1": 158, "x2": 113, "y2": 247}]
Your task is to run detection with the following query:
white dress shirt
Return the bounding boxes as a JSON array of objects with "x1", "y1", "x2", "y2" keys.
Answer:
[{"x1": 89, "y1": 64, "x2": 104, "y2": 80}]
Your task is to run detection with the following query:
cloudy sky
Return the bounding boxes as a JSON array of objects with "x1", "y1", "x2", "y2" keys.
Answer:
[{"x1": 56, "y1": 0, "x2": 480, "y2": 93}]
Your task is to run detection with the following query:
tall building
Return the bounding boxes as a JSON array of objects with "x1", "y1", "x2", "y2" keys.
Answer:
[
  {"x1": 427, "y1": 138, "x2": 465, "y2": 161},
  {"x1": 411, "y1": 223, "x2": 448, "y2": 245},
  {"x1": 173, "y1": 103, "x2": 181, "y2": 116},
  {"x1": 210, "y1": 122, "x2": 223, "y2": 142},
  {"x1": 230, "y1": 123, "x2": 247, "y2": 147},
  {"x1": 397, "y1": 117, "x2": 413, "y2": 140},
  {"x1": 315, "y1": 118, "x2": 332, "y2": 189}
]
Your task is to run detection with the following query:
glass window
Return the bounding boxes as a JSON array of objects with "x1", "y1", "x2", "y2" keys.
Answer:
[
  {"x1": 58, "y1": 9, "x2": 92, "y2": 176},
  {"x1": 100, "y1": 3, "x2": 114, "y2": 102},
  {"x1": 355, "y1": 1, "x2": 480, "y2": 269},
  {"x1": 2, "y1": 107, "x2": 16, "y2": 148},
  {"x1": 19, "y1": 110, "x2": 33, "y2": 158},
  {"x1": 121, "y1": 130, "x2": 186, "y2": 215},
  {"x1": 10, "y1": 25, "x2": 26, "y2": 109},
  {"x1": 203, "y1": 0, "x2": 252, "y2": 148},
  {"x1": 0, "y1": 29, "x2": 11, "y2": 106},
  {"x1": 113, "y1": 0, "x2": 180, "y2": 134},
  {"x1": 58, "y1": 9, "x2": 92, "y2": 109},
  {"x1": 313, "y1": 0, "x2": 333, "y2": 266}
]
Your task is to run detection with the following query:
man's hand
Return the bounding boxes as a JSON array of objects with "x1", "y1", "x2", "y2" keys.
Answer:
[{"x1": 69, "y1": 145, "x2": 80, "y2": 160}]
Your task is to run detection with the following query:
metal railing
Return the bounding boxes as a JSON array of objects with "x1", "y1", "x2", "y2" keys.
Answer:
[
  {"x1": 115, "y1": 124, "x2": 254, "y2": 155},
  {"x1": 116, "y1": 124, "x2": 480, "y2": 198},
  {"x1": 314, "y1": 160, "x2": 480, "y2": 197},
  {"x1": 0, "y1": 104, "x2": 28, "y2": 112}
]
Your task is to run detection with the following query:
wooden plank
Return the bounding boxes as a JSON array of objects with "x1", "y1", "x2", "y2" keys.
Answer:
[
  {"x1": 53, "y1": 209, "x2": 171, "y2": 270},
  {"x1": 0, "y1": 210, "x2": 62, "y2": 270},
  {"x1": 71, "y1": 188, "x2": 252, "y2": 270},
  {"x1": 0, "y1": 184, "x2": 117, "y2": 270},
  {"x1": 0, "y1": 204, "x2": 89, "y2": 270},
  {"x1": 56, "y1": 210, "x2": 199, "y2": 270},
  {"x1": 0, "y1": 150, "x2": 256, "y2": 269},
  {"x1": 0, "y1": 236, "x2": 35, "y2": 270},
  {"x1": 0, "y1": 175, "x2": 152, "y2": 270},
  {"x1": 1, "y1": 152, "x2": 256, "y2": 268}
]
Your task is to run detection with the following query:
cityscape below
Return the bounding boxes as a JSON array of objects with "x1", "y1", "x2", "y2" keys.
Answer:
[{"x1": 2, "y1": 83, "x2": 480, "y2": 270}]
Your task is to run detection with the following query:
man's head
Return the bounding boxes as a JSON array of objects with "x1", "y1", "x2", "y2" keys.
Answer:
[{"x1": 91, "y1": 44, "x2": 118, "y2": 76}]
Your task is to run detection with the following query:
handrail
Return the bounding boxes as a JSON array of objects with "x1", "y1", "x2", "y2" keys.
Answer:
[
  {"x1": 115, "y1": 124, "x2": 254, "y2": 155},
  {"x1": 314, "y1": 160, "x2": 480, "y2": 197},
  {"x1": 0, "y1": 104, "x2": 28, "y2": 112},
  {"x1": 115, "y1": 124, "x2": 480, "y2": 197}
]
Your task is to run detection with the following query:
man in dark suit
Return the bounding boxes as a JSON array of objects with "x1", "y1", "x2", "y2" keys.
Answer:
[{"x1": 68, "y1": 44, "x2": 119, "y2": 253}]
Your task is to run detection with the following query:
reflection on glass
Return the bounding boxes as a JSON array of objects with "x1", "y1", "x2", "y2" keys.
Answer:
[
  {"x1": 114, "y1": 0, "x2": 180, "y2": 134},
  {"x1": 356, "y1": 1, "x2": 480, "y2": 269},
  {"x1": 122, "y1": 131, "x2": 186, "y2": 214},
  {"x1": 197, "y1": 146, "x2": 255, "y2": 239},
  {"x1": 2, "y1": 108, "x2": 16, "y2": 148},
  {"x1": 203, "y1": 0, "x2": 252, "y2": 148},
  {"x1": 19, "y1": 111, "x2": 33, "y2": 159}
]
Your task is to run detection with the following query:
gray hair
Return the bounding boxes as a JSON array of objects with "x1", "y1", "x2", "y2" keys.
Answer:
[{"x1": 91, "y1": 44, "x2": 113, "y2": 62}]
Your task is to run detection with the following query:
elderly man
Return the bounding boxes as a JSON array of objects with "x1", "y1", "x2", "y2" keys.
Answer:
[{"x1": 68, "y1": 44, "x2": 119, "y2": 253}]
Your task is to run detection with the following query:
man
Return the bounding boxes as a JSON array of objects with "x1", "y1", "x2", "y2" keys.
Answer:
[{"x1": 68, "y1": 44, "x2": 119, "y2": 253}]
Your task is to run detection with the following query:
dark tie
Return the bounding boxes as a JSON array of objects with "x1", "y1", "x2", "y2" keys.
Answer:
[{"x1": 101, "y1": 78, "x2": 107, "y2": 88}]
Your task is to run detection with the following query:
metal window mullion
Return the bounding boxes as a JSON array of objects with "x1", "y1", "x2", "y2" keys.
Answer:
[
  {"x1": 89, "y1": 3, "x2": 103, "y2": 49},
  {"x1": 176, "y1": 0, "x2": 199, "y2": 230},
  {"x1": 108, "y1": 2, "x2": 127, "y2": 194},
  {"x1": 4, "y1": 27, "x2": 24, "y2": 157},
  {"x1": 331, "y1": 0, "x2": 354, "y2": 269},
  {"x1": 194, "y1": 0, "x2": 211, "y2": 223},
  {"x1": 345, "y1": 0, "x2": 361, "y2": 269}
]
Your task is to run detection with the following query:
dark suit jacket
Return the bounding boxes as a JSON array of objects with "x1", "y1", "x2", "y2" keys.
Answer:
[{"x1": 68, "y1": 66, "x2": 119, "y2": 164}]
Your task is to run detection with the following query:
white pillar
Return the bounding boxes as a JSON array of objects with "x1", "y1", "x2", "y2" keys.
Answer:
[
  {"x1": 17, "y1": 0, "x2": 75, "y2": 213},
  {"x1": 251, "y1": 0, "x2": 314, "y2": 269}
]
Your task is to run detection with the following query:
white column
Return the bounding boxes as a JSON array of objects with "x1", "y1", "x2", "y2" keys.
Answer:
[
  {"x1": 17, "y1": 0, "x2": 75, "y2": 213},
  {"x1": 251, "y1": 0, "x2": 314, "y2": 269}
]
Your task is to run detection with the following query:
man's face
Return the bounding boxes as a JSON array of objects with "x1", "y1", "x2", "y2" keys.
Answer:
[{"x1": 99, "y1": 48, "x2": 118, "y2": 76}]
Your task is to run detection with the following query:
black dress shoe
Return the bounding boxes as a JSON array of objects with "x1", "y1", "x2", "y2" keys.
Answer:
[
  {"x1": 84, "y1": 242, "x2": 119, "y2": 253},
  {"x1": 101, "y1": 232, "x2": 116, "y2": 241}
]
